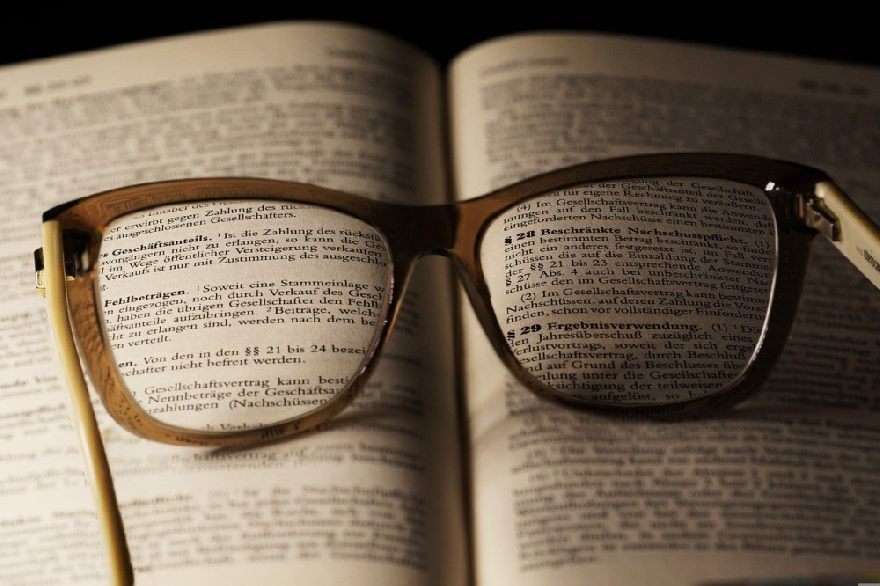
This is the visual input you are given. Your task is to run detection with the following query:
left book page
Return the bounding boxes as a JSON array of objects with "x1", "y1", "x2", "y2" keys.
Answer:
[{"x1": 0, "y1": 22, "x2": 467, "y2": 586}]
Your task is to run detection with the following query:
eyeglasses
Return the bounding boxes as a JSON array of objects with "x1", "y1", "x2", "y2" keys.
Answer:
[{"x1": 35, "y1": 153, "x2": 880, "y2": 584}]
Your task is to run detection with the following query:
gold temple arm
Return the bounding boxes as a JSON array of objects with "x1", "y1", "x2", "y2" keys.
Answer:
[
  {"x1": 41, "y1": 220, "x2": 133, "y2": 586},
  {"x1": 805, "y1": 181, "x2": 880, "y2": 290}
]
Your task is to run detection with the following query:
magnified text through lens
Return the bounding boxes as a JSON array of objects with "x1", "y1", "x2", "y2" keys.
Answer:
[
  {"x1": 96, "y1": 199, "x2": 391, "y2": 432},
  {"x1": 481, "y1": 177, "x2": 777, "y2": 406}
]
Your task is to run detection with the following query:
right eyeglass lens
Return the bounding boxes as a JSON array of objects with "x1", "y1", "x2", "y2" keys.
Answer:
[
  {"x1": 95, "y1": 198, "x2": 391, "y2": 433},
  {"x1": 481, "y1": 177, "x2": 777, "y2": 406}
]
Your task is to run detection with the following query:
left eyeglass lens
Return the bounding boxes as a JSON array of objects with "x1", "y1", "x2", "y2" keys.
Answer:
[{"x1": 95, "y1": 199, "x2": 391, "y2": 432}]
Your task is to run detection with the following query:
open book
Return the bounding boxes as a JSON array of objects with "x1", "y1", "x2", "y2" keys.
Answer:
[{"x1": 2, "y1": 22, "x2": 878, "y2": 586}]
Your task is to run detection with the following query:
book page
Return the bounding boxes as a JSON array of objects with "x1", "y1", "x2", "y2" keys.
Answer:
[
  {"x1": 0, "y1": 22, "x2": 466, "y2": 586},
  {"x1": 450, "y1": 34, "x2": 880, "y2": 586}
]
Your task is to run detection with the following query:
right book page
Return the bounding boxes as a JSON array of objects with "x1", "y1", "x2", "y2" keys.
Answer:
[{"x1": 449, "y1": 33, "x2": 880, "y2": 586}]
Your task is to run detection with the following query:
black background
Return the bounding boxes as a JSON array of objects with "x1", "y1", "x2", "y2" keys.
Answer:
[{"x1": 1, "y1": 7, "x2": 879, "y2": 70}]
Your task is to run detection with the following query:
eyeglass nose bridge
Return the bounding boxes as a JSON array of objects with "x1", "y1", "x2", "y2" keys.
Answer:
[
  {"x1": 377, "y1": 195, "x2": 507, "y2": 260},
  {"x1": 376, "y1": 198, "x2": 506, "y2": 297},
  {"x1": 370, "y1": 197, "x2": 498, "y2": 328},
  {"x1": 371, "y1": 202, "x2": 460, "y2": 268},
  {"x1": 373, "y1": 197, "x2": 506, "y2": 349}
]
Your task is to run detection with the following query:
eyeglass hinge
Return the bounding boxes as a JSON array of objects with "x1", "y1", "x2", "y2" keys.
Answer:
[
  {"x1": 34, "y1": 231, "x2": 90, "y2": 297},
  {"x1": 798, "y1": 193, "x2": 840, "y2": 241}
]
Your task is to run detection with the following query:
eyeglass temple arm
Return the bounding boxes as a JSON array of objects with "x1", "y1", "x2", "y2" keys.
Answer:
[
  {"x1": 805, "y1": 181, "x2": 880, "y2": 290},
  {"x1": 41, "y1": 220, "x2": 134, "y2": 586}
]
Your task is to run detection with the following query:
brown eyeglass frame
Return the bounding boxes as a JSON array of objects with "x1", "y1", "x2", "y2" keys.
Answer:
[
  {"x1": 39, "y1": 151, "x2": 880, "y2": 443},
  {"x1": 36, "y1": 153, "x2": 880, "y2": 584}
]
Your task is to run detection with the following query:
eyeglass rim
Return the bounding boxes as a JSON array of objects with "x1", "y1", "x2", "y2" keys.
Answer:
[
  {"x1": 43, "y1": 152, "x2": 828, "y2": 446},
  {"x1": 457, "y1": 157, "x2": 816, "y2": 419}
]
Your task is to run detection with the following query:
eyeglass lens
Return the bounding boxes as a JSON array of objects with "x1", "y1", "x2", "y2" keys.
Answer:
[
  {"x1": 95, "y1": 199, "x2": 391, "y2": 432},
  {"x1": 481, "y1": 177, "x2": 777, "y2": 405}
]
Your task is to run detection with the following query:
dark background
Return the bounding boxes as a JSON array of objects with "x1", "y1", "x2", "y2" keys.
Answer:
[{"x1": 1, "y1": 8, "x2": 879, "y2": 70}]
